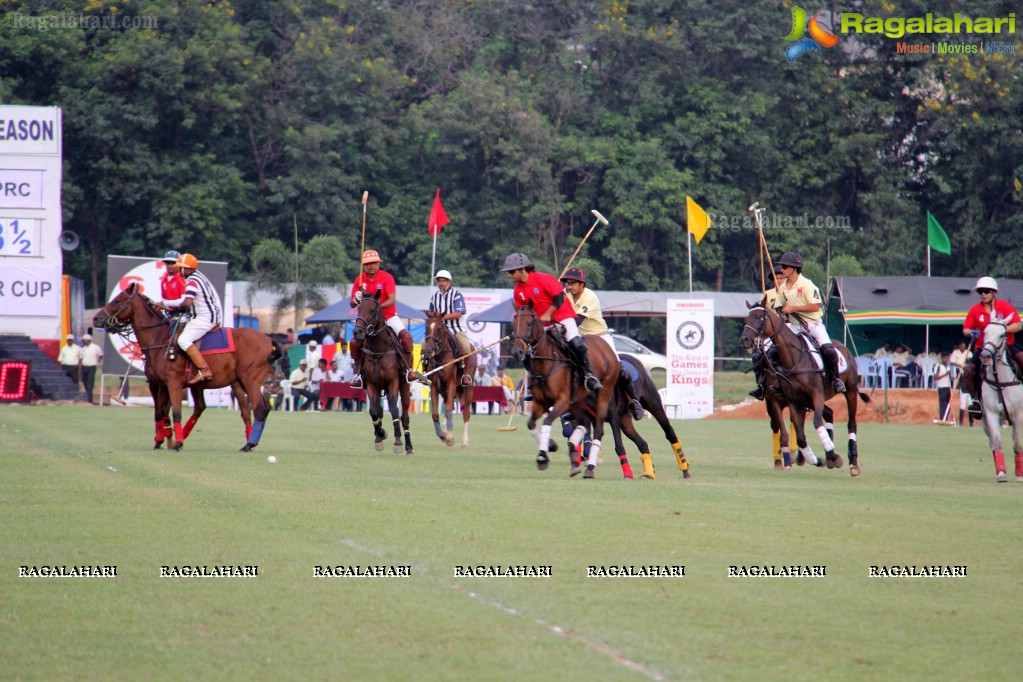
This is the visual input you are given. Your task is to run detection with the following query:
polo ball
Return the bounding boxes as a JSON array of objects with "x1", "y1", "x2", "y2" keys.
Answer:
[{"x1": 267, "y1": 455, "x2": 277, "y2": 463}]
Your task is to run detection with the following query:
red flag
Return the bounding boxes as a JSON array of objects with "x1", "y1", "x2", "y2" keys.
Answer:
[{"x1": 428, "y1": 188, "x2": 450, "y2": 237}]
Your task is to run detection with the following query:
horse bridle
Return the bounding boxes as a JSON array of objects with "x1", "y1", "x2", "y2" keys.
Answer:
[
  {"x1": 510, "y1": 308, "x2": 545, "y2": 359},
  {"x1": 353, "y1": 297, "x2": 385, "y2": 340},
  {"x1": 95, "y1": 287, "x2": 139, "y2": 334},
  {"x1": 420, "y1": 319, "x2": 450, "y2": 366}
]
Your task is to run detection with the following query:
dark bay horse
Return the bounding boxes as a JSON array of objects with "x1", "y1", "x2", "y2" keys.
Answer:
[
  {"x1": 567, "y1": 353, "x2": 692, "y2": 480},
  {"x1": 510, "y1": 302, "x2": 619, "y2": 477},
  {"x1": 421, "y1": 311, "x2": 476, "y2": 449},
  {"x1": 739, "y1": 303, "x2": 868, "y2": 476},
  {"x1": 756, "y1": 358, "x2": 835, "y2": 469},
  {"x1": 353, "y1": 292, "x2": 414, "y2": 455},
  {"x1": 93, "y1": 282, "x2": 282, "y2": 451}
]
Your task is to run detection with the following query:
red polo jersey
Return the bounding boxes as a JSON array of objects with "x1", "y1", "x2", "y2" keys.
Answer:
[
  {"x1": 513, "y1": 271, "x2": 575, "y2": 324},
  {"x1": 352, "y1": 270, "x2": 398, "y2": 320},
  {"x1": 964, "y1": 298, "x2": 1021, "y2": 349},
  {"x1": 161, "y1": 270, "x2": 186, "y2": 300}
]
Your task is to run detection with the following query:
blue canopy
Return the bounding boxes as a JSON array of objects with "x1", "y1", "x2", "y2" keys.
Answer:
[
  {"x1": 468, "y1": 298, "x2": 515, "y2": 323},
  {"x1": 306, "y1": 299, "x2": 426, "y2": 324}
]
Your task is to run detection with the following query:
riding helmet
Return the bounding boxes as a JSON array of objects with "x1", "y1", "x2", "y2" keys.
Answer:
[
  {"x1": 500, "y1": 253, "x2": 533, "y2": 272},
  {"x1": 560, "y1": 267, "x2": 587, "y2": 284},
  {"x1": 162, "y1": 250, "x2": 181, "y2": 263},
  {"x1": 362, "y1": 249, "x2": 382, "y2": 264},
  {"x1": 974, "y1": 276, "x2": 999, "y2": 292},
  {"x1": 175, "y1": 253, "x2": 199, "y2": 270},
  {"x1": 776, "y1": 252, "x2": 803, "y2": 270},
  {"x1": 435, "y1": 269, "x2": 452, "y2": 281}
]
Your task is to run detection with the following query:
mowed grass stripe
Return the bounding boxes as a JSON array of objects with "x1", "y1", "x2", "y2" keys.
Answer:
[{"x1": 2, "y1": 406, "x2": 1022, "y2": 680}]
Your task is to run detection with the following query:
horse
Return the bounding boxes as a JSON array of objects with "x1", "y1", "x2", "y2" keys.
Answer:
[
  {"x1": 420, "y1": 311, "x2": 476, "y2": 450},
  {"x1": 754, "y1": 350, "x2": 835, "y2": 469},
  {"x1": 93, "y1": 282, "x2": 282, "y2": 451},
  {"x1": 510, "y1": 302, "x2": 619, "y2": 477},
  {"x1": 568, "y1": 353, "x2": 691, "y2": 480},
  {"x1": 352, "y1": 291, "x2": 414, "y2": 455},
  {"x1": 738, "y1": 303, "x2": 868, "y2": 476},
  {"x1": 977, "y1": 320, "x2": 1023, "y2": 483}
]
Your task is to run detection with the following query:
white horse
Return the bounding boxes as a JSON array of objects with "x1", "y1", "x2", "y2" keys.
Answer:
[{"x1": 978, "y1": 321, "x2": 1023, "y2": 483}]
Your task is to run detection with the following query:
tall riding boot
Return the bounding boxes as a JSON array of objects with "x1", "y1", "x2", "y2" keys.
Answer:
[
  {"x1": 821, "y1": 344, "x2": 846, "y2": 393},
  {"x1": 184, "y1": 345, "x2": 212, "y2": 384},
  {"x1": 748, "y1": 348, "x2": 766, "y2": 400},
  {"x1": 400, "y1": 330, "x2": 428, "y2": 383},
  {"x1": 349, "y1": 338, "x2": 363, "y2": 388},
  {"x1": 569, "y1": 336, "x2": 603, "y2": 391},
  {"x1": 963, "y1": 361, "x2": 982, "y2": 418},
  {"x1": 619, "y1": 368, "x2": 645, "y2": 420}
]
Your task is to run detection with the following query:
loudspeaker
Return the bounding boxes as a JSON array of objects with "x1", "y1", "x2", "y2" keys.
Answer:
[{"x1": 59, "y1": 230, "x2": 80, "y2": 251}]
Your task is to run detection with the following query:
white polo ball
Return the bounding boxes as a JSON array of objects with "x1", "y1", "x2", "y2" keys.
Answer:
[{"x1": 267, "y1": 455, "x2": 277, "y2": 463}]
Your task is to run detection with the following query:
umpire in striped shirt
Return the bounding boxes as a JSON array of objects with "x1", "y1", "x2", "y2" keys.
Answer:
[{"x1": 428, "y1": 270, "x2": 475, "y2": 386}]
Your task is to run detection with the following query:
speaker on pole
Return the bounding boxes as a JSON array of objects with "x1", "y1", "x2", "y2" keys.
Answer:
[{"x1": 59, "y1": 230, "x2": 79, "y2": 251}]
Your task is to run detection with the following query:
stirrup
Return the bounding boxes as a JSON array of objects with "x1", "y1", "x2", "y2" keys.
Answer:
[
  {"x1": 968, "y1": 400, "x2": 982, "y2": 418},
  {"x1": 350, "y1": 375, "x2": 363, "y2": 389},
  {"x1": 832, "y1": 379, "x2": 846, "y2": 393},
  {"x1": 460, "y1": 374, "x2": 473, "y2": 386},
  {"x1": 749, "y1": 385, "x2": 765, "y2": 401},
  {"x1": 584, "y1": 374, "x2": 603, "y2": 391},
  {"x1": 188, "y1": 368, "x2": 212, "y2": 385}
]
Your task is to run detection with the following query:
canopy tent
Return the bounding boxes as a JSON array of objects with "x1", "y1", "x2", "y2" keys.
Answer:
[{"x1": 305, "y1": 299, "x2": 426, "y2": 324}]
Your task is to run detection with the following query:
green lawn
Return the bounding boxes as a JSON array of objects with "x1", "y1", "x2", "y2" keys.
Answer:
[{"x1": 1, "y1": 405, "x2": 1020, "y2": 681}]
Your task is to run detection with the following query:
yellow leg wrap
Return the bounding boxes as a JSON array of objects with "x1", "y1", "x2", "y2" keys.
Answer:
[
  {"x1": 640, "y1": 453, "x2": 656, "y2": 480},
  {"x1": 772, "y1": 432, "x2": 782, "y2": 462},
  {"x1": 672, "y1": 440, "x2": 688, "y2": 471}
]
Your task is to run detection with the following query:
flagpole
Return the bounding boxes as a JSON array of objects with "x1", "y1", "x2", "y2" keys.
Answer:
[
  {"x1": 925, "y1": 243, "x2": 931, "y2": 377},
  {"x1": 430, "y1": 233, "x2": 438, "y2": 288},
  {"x1": 687, "y1": 231, "x2": 693, "y2": 296}
]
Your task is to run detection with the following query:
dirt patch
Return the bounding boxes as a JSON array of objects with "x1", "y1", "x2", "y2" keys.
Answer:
[{"x1": 710, "y1": 389, "x2": 962, "y2": 425}]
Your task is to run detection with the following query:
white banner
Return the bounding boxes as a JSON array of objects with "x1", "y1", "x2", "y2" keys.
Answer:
[
  {"x1": 666, "y1": 298, "x2": 715, "y2": 418},
  {"x1": 0, "y1": 262, "x2": 61, "y2": 316},
  {"x1": 0, "y1": 169, "x2": 44, "y2": 209},
  {"x1": 0, "y1": 106, "x2": 61, "y2": 155}
]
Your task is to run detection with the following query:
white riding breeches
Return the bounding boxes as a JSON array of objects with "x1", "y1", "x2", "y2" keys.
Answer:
[
  {"x1": 178, "y1": 318, "x2": 216, "y2": 350},
  {"x1": 554, "y1": 317, "x2": 580, "y2": 341},
  {"x1": 788, "y1": 319, "x2": 832, "y2": 347},
  {"x1": 598, "y1": 332, "x2": 619, "y2": 358},
  {"x1": 385, "y1": 316, "x2": 406, "y2": 335}
]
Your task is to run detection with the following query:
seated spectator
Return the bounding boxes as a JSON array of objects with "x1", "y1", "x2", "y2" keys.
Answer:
[
  {"x1": 289, "y1": 359, "x2": 317, "y2": 411},
  {"x1": 492, "y1": 365, "x2": 516, "y2": 414},
  {"x1": 873, "y1": 340, "x2": 892, "y2": 359},
  {"x1": 891, "y1": 343, "x2": 919, "y2": 384},
  {"x1": 309, "y1": 358, "x2": 328, "y2": 410}
]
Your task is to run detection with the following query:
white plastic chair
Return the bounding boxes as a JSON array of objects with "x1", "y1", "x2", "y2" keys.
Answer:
[
  {"x1": 915, "y1": 357, "x2": 937, "y2": 389},
  {"x1": 854, "y1": 356, "x2": 874, "y2": 388},
  {"x1": 658, "y1": 388, "x2": 684, "y2": 419},
  {"x1": 279, "y1": 379, "x2": 295, "y2": 412}
]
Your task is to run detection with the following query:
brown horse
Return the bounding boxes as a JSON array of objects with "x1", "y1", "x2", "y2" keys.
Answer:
[
  {"x1": 565, "y1": 353, "x2": 691, "y2": 480},
  {"x1": 93, "y1": 282, "x2": 282, "y2": 452},
  {"x1": 759, "y1": 363, "x2": 835, "y2": 469},
  {"x1": 420, "y1": 311, "x2": 476, "y2": 450},
  {"x1": 510, "y1": 302, "x2": 619, "y2": 477},
  {"x1": 352, "y1": 291, "x2": 414, "y2": 455},
  {"x1": 739, "y1": 303, "x2": 868, "y2": 476}
]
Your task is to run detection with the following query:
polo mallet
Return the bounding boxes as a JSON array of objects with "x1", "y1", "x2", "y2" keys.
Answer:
[
  {"x1": 356, "y1": 190, "x2": 369, "y2": 286},
  {"x1": 749, "y1": 202, "x2": 777, "y2": 297},
  {"x1": 421, "y1": 337, "x2": 509, "y2": 379},
  {"x1": 106, "y1": 361, "x2": 134, "y2": 406},
  {"x1": 559, "y1": 209, "x2": 608, "y2": 280},
  {"x1": 498, "y1": 373, "x2": 524, "y2": 432}
]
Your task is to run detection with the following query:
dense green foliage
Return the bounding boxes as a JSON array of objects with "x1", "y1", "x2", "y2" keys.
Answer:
[{"x1": 1, "y1": 1, "x2": 1019, "y2": 306}]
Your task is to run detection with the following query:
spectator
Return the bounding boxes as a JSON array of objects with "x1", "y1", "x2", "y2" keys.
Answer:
[
  {"x1": 873, "y1": 341, "x2": 892, "y2": 359},
  {"x1": 324, "y1": 358, "x2": 344, "y2": 411},
  {"x1": 334, "y1": 340, "x2": 354, "y2": 382},
  {"x1": 934, "y1": 352, "x2": 953, "y2": 421},
  {"x1": 949, "y1": 341, "x2": 970, "y2": 374},
  {"x1": 492, "y1": 365, "x2": 516, "y2": 414},
  {"x1": 305, "y1": 339, "x2": 322, "y2": 367},
  {"x1": 891, "y1": 343, "x2": 918, "y2": 384},
  {"x1": 309, "y1": 358, "x2": 328, "y2": 410},
  {"x1": 58, "y1": 334, "x2": 82, "y2": 387},
  {"x1": 80, "y1": 334, "x2": 103, "y2": 404},
  {"x1": 263, "y1": 368, "x2": 285, "y2": 411},
  {"x1": 289, "y1": 359, "x2": 317, "y2": 411},
  {"x1": 473, "y1": 365, "x2": 494, "y2": 414}
]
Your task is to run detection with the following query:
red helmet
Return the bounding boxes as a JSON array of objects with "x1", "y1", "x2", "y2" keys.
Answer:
[
  {"x1": 560, "y1": 267, "x2": 587, "y2": 284},
  {"x1": 175, "y1": 253, "x2": 199, "y2": 270},
  {"x1": 362, "y1": 250, "x2": 382, "y2": 264}
]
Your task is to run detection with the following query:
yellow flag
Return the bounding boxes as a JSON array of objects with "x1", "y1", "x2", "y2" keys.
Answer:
[{"x1": 686, "y1": 196, "x2": 711, "y2": 245}]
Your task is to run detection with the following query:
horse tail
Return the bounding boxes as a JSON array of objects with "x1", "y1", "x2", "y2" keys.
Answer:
[
  {"x1": 268, "y1": 339, "x2": 284, "y2": 367},
  {"x1": 858, "y1": 390, "x2": 871, "y2": 404}
]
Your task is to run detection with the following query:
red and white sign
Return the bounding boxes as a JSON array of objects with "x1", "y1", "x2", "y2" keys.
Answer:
[{"x1": 666, "y1": 298, "x2": 715, "y2": 418}]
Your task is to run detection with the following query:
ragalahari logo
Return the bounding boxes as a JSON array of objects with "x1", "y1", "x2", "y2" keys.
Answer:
[{"x1": 784, "y1": 6, "x2": 839, "y2": 62}]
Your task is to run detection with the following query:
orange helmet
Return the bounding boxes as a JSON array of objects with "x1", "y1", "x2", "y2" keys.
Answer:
[
  {"x1": 362, "y1": 249, "x2": 382, "y2": 265},
  {"x1": 176, "y1": 253, "x2": 199, "y2": 270}
]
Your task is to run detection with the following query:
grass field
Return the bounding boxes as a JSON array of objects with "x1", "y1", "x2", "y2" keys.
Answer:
[{"x1": 2, "y1": 404, "x2": 1021, "y2": 681}]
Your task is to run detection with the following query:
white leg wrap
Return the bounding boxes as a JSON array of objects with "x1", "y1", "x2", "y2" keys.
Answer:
[
  {"x1": 539, "y1": 424, "x2": 551, "y2": 453},
  {"x1": 799, "y1": 446, "x2": 819, "y2": 466},
  {"x1": 569, "y1": 425, "x2": 586, "y2": 447},
  {"x1": 816, "y1": 425, "x2": 835, "y2": 452},
  {"x1": 849, "y1": 432, "x2": 857, "y2": 441},
  {"x1": 587, "y1": 439, "x2": 601, "y2": 466},
  {"x1": 529, "y1": 427, "x2": 541, "y2": 444}
]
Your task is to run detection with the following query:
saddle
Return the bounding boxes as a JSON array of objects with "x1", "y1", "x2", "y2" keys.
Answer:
[
  {"x1": 168, "y1": 324, "x2": 234, "y2": 359},
  {"x1": 794, "y1": 334, "x2": 847, "y2": 375}
]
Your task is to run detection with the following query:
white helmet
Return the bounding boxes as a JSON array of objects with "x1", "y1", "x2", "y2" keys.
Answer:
[
  {"x1": 974, "y1": 276, "x2": 999, "y2": 292},
  {"x1": 435, "y1": 269, "x2": 452, "y2": 281}
]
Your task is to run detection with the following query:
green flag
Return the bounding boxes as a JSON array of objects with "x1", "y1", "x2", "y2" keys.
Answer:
[{"x1": 927, "y1": 211, "x2": 951, "y2": 255}]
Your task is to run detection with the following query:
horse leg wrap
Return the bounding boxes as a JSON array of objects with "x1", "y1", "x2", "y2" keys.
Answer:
[
  {"x1": 672, "y1": 440, "x2": 688, "y2": 471},
  {"x1": 248, "y1": 420, "x2": 266, "y2": 446},
  {"x1": 568, "y1": 425, "x2": 586, "y2": 447},
  {"x1": 992, "y1": 449, "x2": 1006, "y2": 474},
  {"x1": 800, "y1": 445, "x2": 819, "y2": 466},
  {"x1": 245, "y1": 423, "x2": 253, "y2": 440},
  {"x1": 782, "y1": 449, "x2": 792, "y2": 468},
  {"x1": 173, "y1": 422, "x2": 185, "y2": 443},
  {"x1": 155, "y1": 420, "x2": 169, "y2": 442},
  {"x1": 772, "y1": 432, "x2": 782, "y2": 462},
  {"x1": 538, "y1": 424, "x2": 551, "y2": 453},
  {"x1": 587, "y1": 439, "x2": 601, "y2": 467},
  {"x1": 445, "y1": 414, "x2": 453, "y2": 432},
  {"x1": 640, "y1": 453, "x2": 656, "y2": 479},
  {"x1": 182, "y1": 414, "x2": 200, "y2": 440},
  {"x1": 816, "y1": 425, "x2": 835, "y2": 453},
  {"x1": 433, "y1": 420, "x2": 445, "y2": 438},
  {"x1": 618, "y1": 453, "x2": 634, "y2": 479},
  {"x1": 1014, "y1": 454, "x2": 1023, "y2": 480}
]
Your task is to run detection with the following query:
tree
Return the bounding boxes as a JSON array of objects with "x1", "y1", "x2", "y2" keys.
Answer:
[{"x1": 250, "y1": 234, "x2": 348, "y2": 332}]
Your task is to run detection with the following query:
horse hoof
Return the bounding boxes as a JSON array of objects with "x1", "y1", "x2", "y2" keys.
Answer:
[
  {"x1": 796, "y1": 453, "x2": 805, "y2": 466},
  {"x1": 375, "y1": 441, "x2": 385, "y2": 452},
  {"x1": 536, "y1": 453, "x2": 550, "y2": 470},
  {"x1": 405, "y1": 450, "x2": 414, "y2": 457},
  {"x1": 583, "y1": 467, "x2": 595, "y2": 479},
  {"x1": 444, "y1": 435, "x2": 455, "y2": 447},
  {"x1": 153, "y1": 443, "x2": 163, "y2": 450},
  {"x1": 460, "y1": 444, "x2": 468, "y2": 452},
  {"x1": 569, "y1": 465, "x2": 582, "y2": 477},
  {"x1": 548, "y1": 440, "x2": 559, "y2": 453},
  {"x1": 773, "y1": 460, "x2": 783, "y2": 469},
  {"x1": 393, "y1": 444, "x2": 403, "y2": 454},
  {"x1": 831, "y1": 454, "x2": 844, "y2": 469},
  {"x1": 240, "y1": 443, "x2": 254, "y2": 452},
  {"x1": 996, "y1": 471, "x2": 1008, "y2": 483},
  {"x1": 682, "y1": 470, "x2": 692, "y2": 479},
  {"x1": 641, "y1": 473, "x2": 655, "y2": 481},
  {"x1": 172, "y1": 443, "x2": 183, "y2": 452},
  {"x1": 850, "y1": 465, "x2": 860, "y2": 477}
]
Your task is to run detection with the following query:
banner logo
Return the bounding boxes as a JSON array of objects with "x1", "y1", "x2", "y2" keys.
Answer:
[{"x1": 784, "y1": 6, "x2": 839, "y2": 62}]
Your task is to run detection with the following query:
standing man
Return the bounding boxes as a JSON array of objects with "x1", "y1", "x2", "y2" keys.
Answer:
[
  {"x1": 428, "y1": 269, "x2": 475, "y2": 385},
  {"x1": 163, "y1": 253, "x2": 222, "y2": 385},
  {"x1": 80, "y1": 333, "x2": 103, "y2": 404},
  {"x1": 348, "y1": 249, "x2": 426, "y2": 387},
  {"x1": 501, "y1": 253, "x2": 603, "y2": 392},
  {"x1": 159, "y1": 250, "x2": 187, "y2": 313},
  {"x1": 774, "y1": 252, "x2": 846, "y2": 394},
  {"x1": 961, "y1": 276, "x2": 1023, "y2": 418},
  {"x1": 560, "y1": 267, "x2": 643, "y2": 419},
  {"x1": 934, "y1": 352, "x2": 953, "y2": 421},
  {"x1": 58, "y1": 334, "x2": 82, "y2": 387}
]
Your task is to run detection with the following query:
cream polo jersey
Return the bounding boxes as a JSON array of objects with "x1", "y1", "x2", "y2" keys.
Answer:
[
  {"x1": 569, "y1": 287, "x2": 608, "y2": 336},
  {"x1": 777, "y1": 274, "x2": 823, "y2": 322}
]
